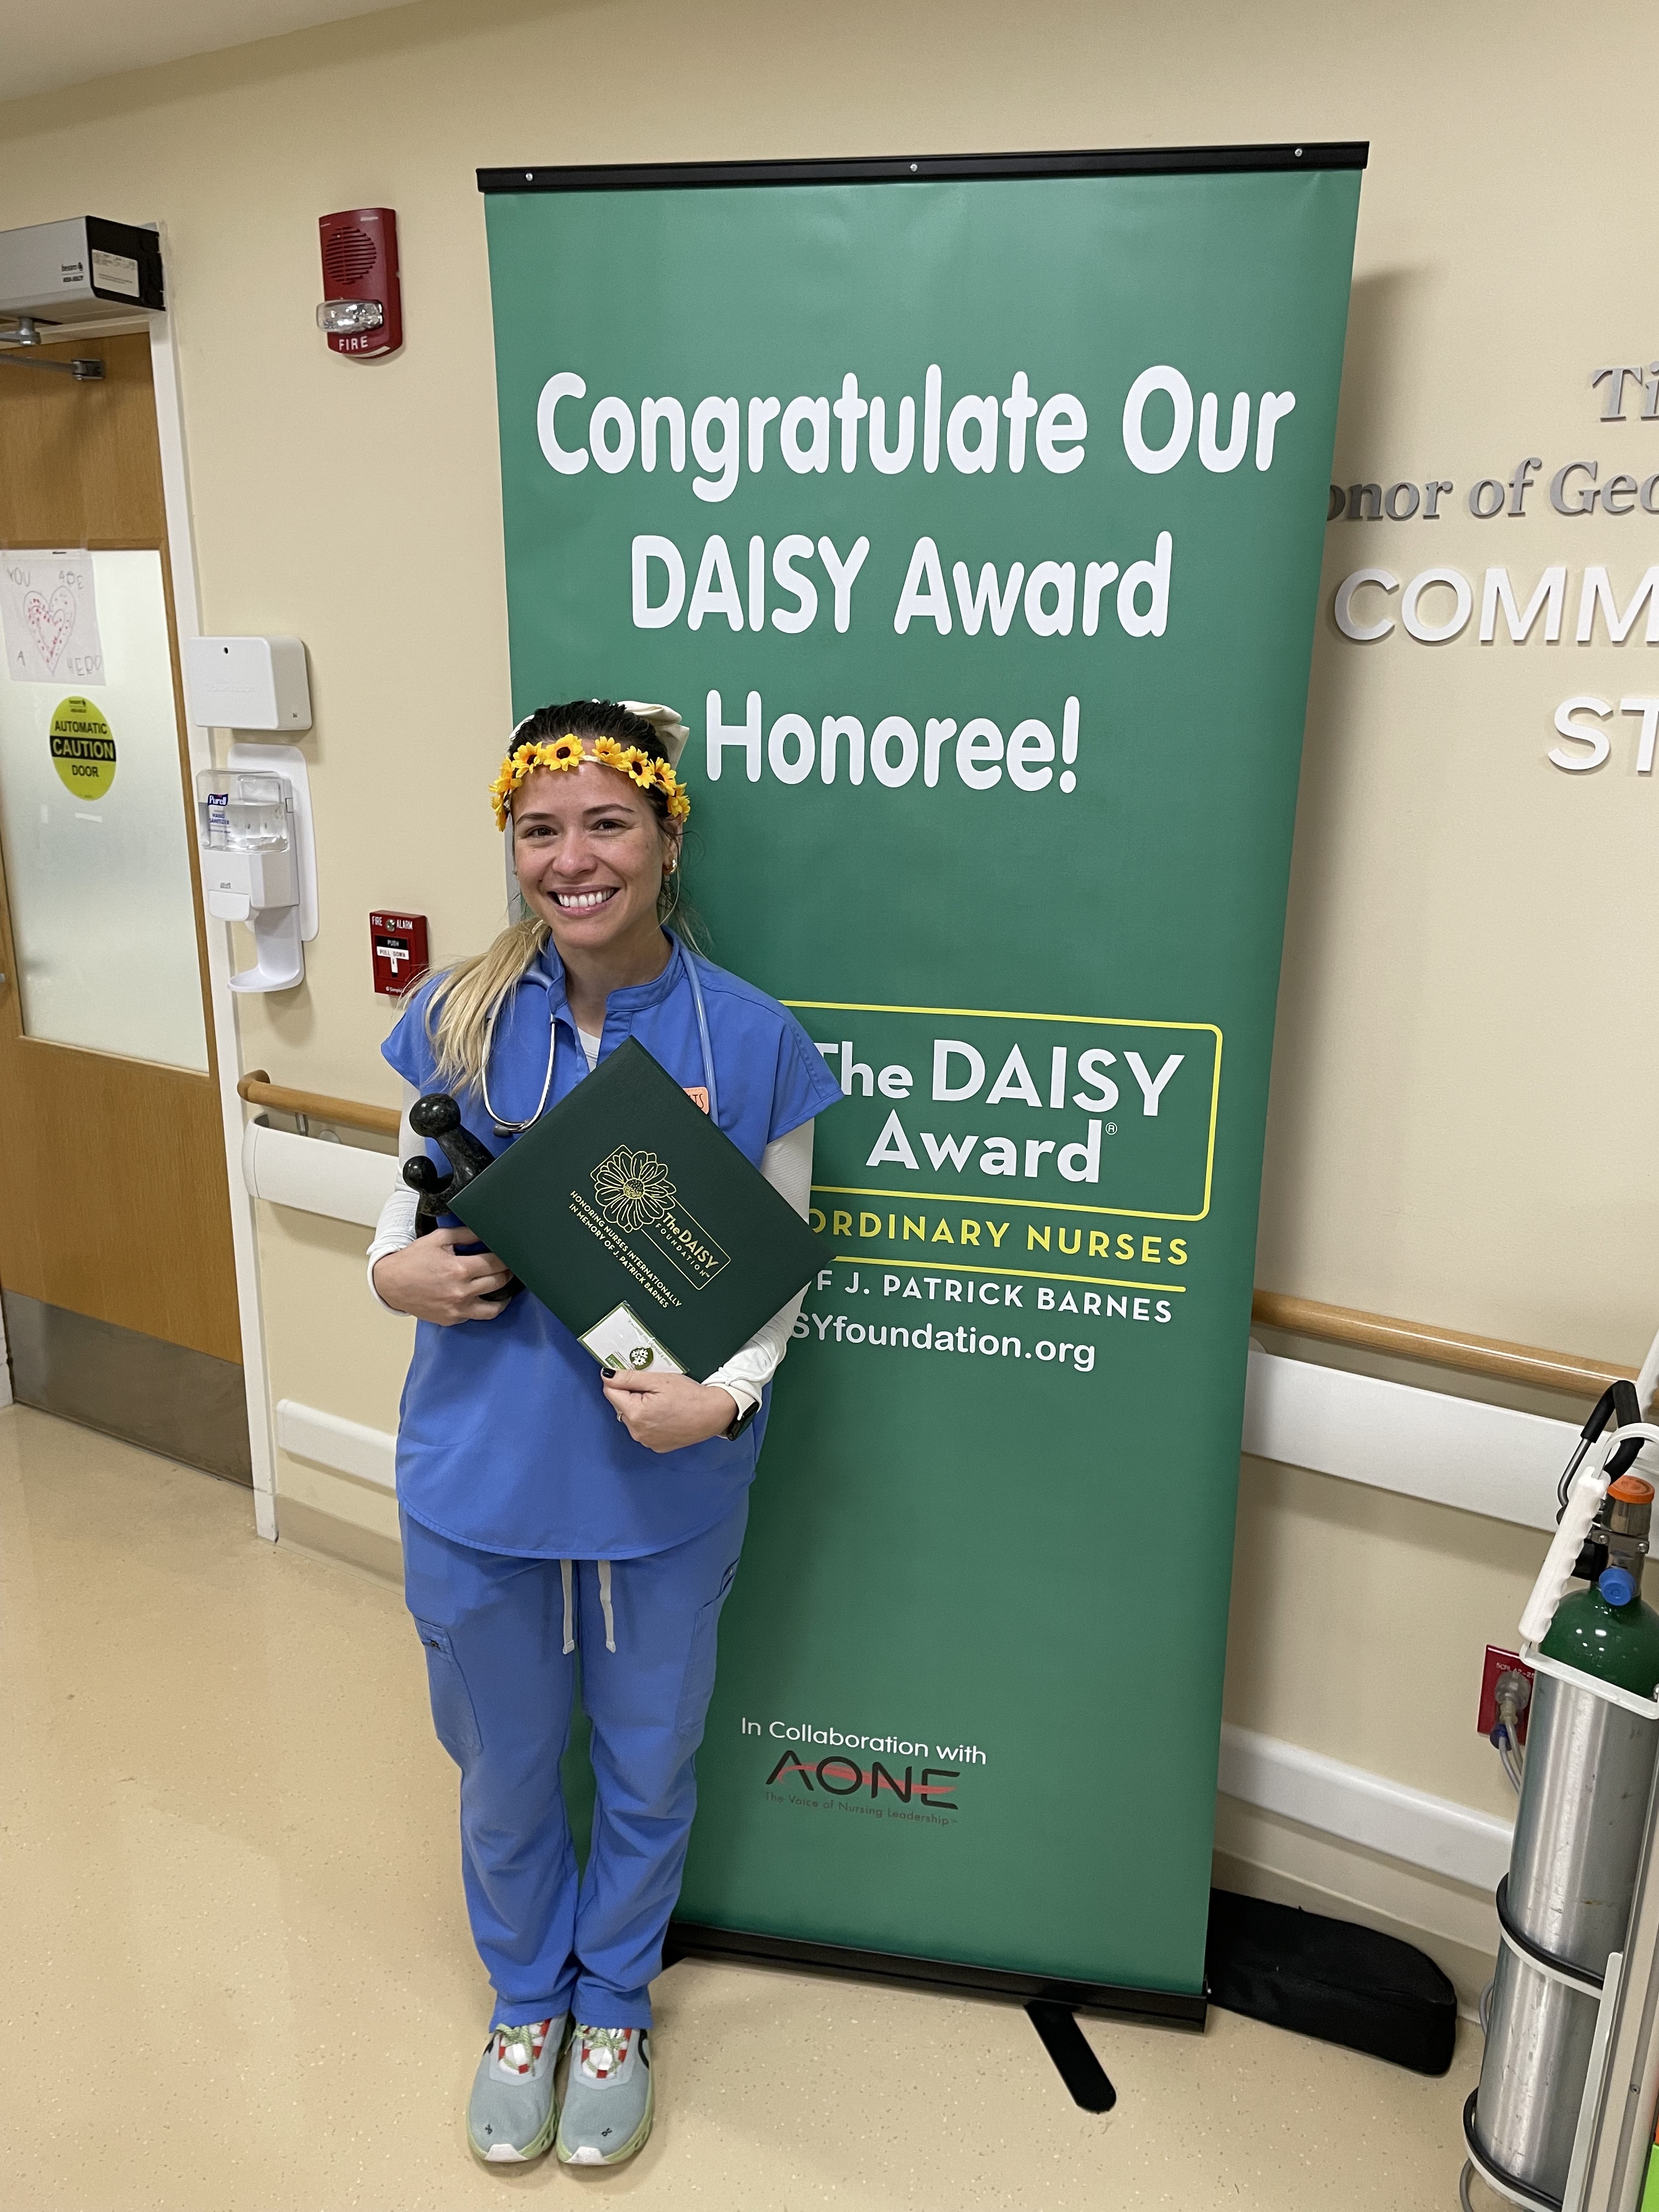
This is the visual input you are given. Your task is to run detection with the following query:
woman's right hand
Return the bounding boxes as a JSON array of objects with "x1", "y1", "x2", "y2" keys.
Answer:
[{"x1": 372, "y1": 1227, "x2": 513, "y2": 1324}]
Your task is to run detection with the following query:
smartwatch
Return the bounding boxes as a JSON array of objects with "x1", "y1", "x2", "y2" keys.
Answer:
[{"x1": 722, "y1": 1392, "x2": 760, "y2": 1441}]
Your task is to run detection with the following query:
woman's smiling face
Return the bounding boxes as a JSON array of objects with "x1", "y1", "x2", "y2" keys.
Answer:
[{"x1": 511, "y1": 761, "x2": 679, "y2": 961}]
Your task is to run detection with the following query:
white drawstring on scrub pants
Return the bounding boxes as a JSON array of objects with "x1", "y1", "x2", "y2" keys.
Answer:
[{"x1": 559, "y1": 1559, "x2": 617, "y2": 1655}]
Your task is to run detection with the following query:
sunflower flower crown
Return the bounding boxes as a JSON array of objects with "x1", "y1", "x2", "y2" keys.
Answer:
[{"x1": 489, "y1": 731, "x2": 691, "y2": 831}]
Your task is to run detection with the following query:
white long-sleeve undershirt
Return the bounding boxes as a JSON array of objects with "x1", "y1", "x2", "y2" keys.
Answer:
[{"x1": 366, "y1": 1040, "x2": 814, "y2": 1419}]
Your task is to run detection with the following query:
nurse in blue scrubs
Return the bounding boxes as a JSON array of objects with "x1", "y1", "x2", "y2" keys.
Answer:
[{"x1": 367, "y1": 699, "x2": 842, "y2": 2169}]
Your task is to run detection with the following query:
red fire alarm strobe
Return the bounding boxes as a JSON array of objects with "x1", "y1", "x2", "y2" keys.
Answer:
[
  {"x1": 370, "y1": 911, "x2": 428, "y2": 996},
  {"x1": 317, "y1": 208, "x2": 402, "y2": 358}
]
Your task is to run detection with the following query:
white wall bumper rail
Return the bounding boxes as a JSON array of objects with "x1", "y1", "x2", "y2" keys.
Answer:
[
  {"x1": 242, "y1": 1120, "x2": 399, "y2": 1230},
  {"x1": 1218, "y1": 1721, "x2": 1513, "y2": 1893},
  {"x1": 275, "y1": 1398, "x2": 397, "y2": 1487},
  {"x1": 1243, "y1": 1346, "x2": 1577, "y2": 1532}
]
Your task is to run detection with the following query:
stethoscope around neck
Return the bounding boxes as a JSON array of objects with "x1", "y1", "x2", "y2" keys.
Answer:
[{"x1": 479, "y1": 932, "x2": 719, "y2": 1136}]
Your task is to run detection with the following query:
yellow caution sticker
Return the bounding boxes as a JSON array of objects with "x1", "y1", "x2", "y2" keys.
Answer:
[{"x1": 49, "y1": 696, "x2": 116, "y2": 799}]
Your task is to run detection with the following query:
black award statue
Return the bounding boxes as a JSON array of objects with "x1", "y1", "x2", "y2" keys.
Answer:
[{"x1": 402, "y1": 1094, "x2": 523, "y2": 1303}]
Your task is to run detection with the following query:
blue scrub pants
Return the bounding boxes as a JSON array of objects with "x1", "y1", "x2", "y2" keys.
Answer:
[{"x1": 400, "y1": 1494, "x2": 748, "y2": 2030}]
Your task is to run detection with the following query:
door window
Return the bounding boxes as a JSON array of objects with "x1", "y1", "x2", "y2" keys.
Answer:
[{"x1": 0, "y1": 549, "x2": 208, "y2": 1071}]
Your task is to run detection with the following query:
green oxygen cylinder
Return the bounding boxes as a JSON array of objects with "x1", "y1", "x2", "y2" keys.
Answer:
[
  {"x1": 1541, "y1": 1475, "x2": 1659, "y2": 1699},
  {"x1": 1468, "y1": 1436, "x2": 1659, "y2": 2210}
]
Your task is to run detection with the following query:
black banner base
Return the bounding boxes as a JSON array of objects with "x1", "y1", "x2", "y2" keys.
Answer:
[{"x1": 664, "y1": 1919, "x2": 1207, "y2": 2032}]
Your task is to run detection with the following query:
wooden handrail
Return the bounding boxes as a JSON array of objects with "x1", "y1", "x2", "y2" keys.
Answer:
[
  {"x1": 238, "y1": 1070, "x2": 400, "y2": 1139},
  {"x1": 233, "y1": 1067, "x2": 1641, "y2": 1397},
  {"x1": 1251, "y1": 1291, "x2": 1635, "y2": 1399}
]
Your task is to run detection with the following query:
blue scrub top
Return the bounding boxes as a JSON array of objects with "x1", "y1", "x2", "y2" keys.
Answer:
[{"x1": 382, "y1": 935, "x2": 843, "y2": 1562}]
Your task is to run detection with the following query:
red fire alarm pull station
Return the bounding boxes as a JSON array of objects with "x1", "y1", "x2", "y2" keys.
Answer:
[
  {"x1": 317, "y1": 208, "x2": 402, "y2": 357},
  {"x1": 370, "y1": 911, "x2": 428, "y2": 996}
]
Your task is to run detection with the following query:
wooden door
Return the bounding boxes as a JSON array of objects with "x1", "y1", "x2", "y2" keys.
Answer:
[{"x1": 0, "y1": 332, "x2": 248, "y2": 1480}]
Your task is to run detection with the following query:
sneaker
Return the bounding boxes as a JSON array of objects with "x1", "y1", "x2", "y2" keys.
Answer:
[
  {"x1": 555, "y1": 2024, "x2": 653, "y2": 2166},
  {"x1": 466, "y1": 2015, "x2": 566, "y2": 2163}
]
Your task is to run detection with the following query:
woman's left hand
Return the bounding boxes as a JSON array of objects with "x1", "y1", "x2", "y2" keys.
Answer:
[{"x1": 601, "y1": 1369, "x2": 738, "y2": 1453}]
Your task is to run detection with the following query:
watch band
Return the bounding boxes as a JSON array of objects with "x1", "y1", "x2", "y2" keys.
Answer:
[{"x1": 723, "y1": 1393, "x2": 760, "y2": 1440}]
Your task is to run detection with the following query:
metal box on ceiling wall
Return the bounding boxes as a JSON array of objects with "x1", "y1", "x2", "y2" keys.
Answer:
[{"x1": 0, "y1": 217, "x2": 165, "y2": 325}]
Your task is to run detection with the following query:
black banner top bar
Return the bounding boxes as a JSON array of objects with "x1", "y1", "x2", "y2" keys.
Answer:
[{"x1": 478, "y1": 143, "x2": 1369, "y2": 195}]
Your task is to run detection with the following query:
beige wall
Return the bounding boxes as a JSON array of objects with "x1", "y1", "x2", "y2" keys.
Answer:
[{"x1": 4, "y1": 0, "x2": 1654, "y2": 1963}]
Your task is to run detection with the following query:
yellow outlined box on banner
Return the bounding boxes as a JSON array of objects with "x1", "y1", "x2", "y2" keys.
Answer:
[{"x1": 784, "y1": 999, "x2": 1224, "y2": 1224}]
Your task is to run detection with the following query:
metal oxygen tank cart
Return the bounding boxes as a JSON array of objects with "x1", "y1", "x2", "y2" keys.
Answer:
[{"x1": 1463, "y1": 1368, "x2": 1659, "y2": 2212}]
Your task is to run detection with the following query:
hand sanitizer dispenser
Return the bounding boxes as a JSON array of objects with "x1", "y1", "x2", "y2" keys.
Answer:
[{"x1": 195, "y1": 744, "x2": 317, "y2": 992}]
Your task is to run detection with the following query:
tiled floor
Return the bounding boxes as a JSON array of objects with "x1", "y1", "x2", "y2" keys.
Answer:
[{"x1": 1, "y1": 1403, "x2": 1489, "y2": 2209}]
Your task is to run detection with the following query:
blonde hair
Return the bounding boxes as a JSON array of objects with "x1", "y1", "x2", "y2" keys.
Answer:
[{"x1": 425, "y1": 913, "x2": 551, "y2": 1090}]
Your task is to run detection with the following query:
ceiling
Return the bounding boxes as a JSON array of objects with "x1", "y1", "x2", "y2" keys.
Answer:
[{"x1": 1, "y1": 0, "x2": 423, "y2": 102}]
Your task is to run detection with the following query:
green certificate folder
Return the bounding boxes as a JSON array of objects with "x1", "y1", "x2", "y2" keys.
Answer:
[{"x1": 447, "y1": 1037, "x2": 823, "y2": 1380}]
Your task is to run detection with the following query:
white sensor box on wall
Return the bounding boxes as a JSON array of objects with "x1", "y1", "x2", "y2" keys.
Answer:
[
  {"x1": 0, "y1": 216, "x2": 166, "y2": 321},
  {"x1": 183, "y1": 635, "x2": 312, "y2": 731}
]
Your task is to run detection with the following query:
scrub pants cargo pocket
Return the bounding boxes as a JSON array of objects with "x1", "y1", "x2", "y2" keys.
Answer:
[
  {"x1": 413, "y1": 1619, "x2": 482, "y2": 1763},
  {"x1": 674, "y1": 1558, "x2": 740, "y2": 1736}
]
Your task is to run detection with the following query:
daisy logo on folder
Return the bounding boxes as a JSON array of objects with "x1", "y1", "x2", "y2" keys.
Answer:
[
  {"x1": 589, "y1": 1144, "x2": 730, "y2": 1294},
  {"x1": 592, "y1": 1149, "x2": 678, "y2": 1232}
]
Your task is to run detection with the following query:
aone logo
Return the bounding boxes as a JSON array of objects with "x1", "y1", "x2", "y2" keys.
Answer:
[
  {"x1": 592, "y1": 1147, "x2": 677, "y2": 1231},
  {"x1": 746, "y1": 1717, "x2": 985, "y2": 1829},
  {"x1": 764, "y1": 1748, "x2": 961, "y2": 1811}
]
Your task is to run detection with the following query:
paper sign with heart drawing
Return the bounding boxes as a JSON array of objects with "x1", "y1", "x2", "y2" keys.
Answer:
[{"x1": 1, "y1": 552, "x2": 105, "y2": 686}]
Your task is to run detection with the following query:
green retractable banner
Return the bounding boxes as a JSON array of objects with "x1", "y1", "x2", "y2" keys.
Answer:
[{"x1": 478, "y1": 148, "x2": 1362, "y2": 2010}]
